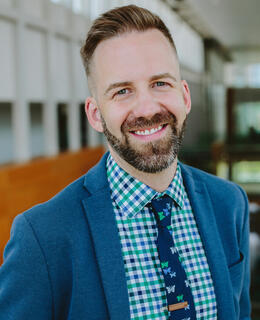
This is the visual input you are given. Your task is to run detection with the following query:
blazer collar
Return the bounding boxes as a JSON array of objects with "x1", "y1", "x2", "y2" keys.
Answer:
[
  {"x1": 83, "y1": 152, "x2": 109, "y2": 194},
  {"x1": 82, "y1": 152, "x2": 130, "y2": 320},
  {"x1": 180, "y1": 163, "x2": 236, "y2": 319}
]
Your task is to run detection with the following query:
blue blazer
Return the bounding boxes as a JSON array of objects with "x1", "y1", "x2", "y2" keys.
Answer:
[{"x1": 0, "y1": 153, "x2": 251, "y2": 319}]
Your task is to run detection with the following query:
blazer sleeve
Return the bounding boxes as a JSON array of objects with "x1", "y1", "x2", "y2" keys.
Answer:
[
  {"x1": 237, "y1": 185, "x2": 251, "y2": 320},
  {"x1": 0, "y1": 214, "x2": 53, "y2": 320}
]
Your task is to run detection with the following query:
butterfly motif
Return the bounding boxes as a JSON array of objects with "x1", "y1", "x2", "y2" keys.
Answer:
[
  {"x1": 185, "y1": 280, "x2": 190, "y2": 287},
  {"x1": 170, "y1": 247, "x2": 178, "y2": 254},
  {"x1": 158, "y1": 211, "x2": 165, "y2": 221},
  {"x1": 161, "y1": 261, "x2": 168, "y2": 268},
  {"x1": 185, "y1": 304, "x2": 190, "y2": 310},
  {"x1": 167, "y1": 228, "x2": 174, "y2": 236},
  {"x1": 163, "y1": 208, "x2": 170, "y2": 216},
  {"x1": 177, "y1": 294, "x2": 184, "y2": 301},
  {"x1": 166, "y1": 202, "x2": 171, "y2": 210},
  {"x1": 166, "y1": 285, "x2": 175, "y2": 294},
  {"x1": 163, "y1": 267, "x2": 171, "y2": 275},
  {"x1": 169, "y1": 272, "x2": 176, "y2": 278}
]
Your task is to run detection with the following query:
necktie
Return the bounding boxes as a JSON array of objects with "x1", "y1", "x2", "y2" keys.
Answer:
[{"x1": 150, "y1": 195, "x2": 196, "y2": 320}]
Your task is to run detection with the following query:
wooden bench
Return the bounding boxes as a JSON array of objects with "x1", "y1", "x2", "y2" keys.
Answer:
[{"x1": 0, "y1": 146, "x2": 105, "y2": 265}]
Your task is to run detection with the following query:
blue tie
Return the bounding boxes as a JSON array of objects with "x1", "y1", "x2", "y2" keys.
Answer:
[{"x1": 150, "y1": 195, "x2": 196, "y2": 319}]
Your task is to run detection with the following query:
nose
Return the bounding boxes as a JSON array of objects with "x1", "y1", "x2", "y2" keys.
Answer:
[{"x1": 131, "y1": 89, "x2": 162, "y2": 119}]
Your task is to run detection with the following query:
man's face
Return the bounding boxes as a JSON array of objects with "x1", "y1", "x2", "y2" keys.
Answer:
[{"x1": 86, "y1": 29, "x2": 191, "y2": 173}]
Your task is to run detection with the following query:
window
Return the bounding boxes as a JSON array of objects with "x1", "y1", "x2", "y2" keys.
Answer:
[
  {"x1": 29, "y1": 103, "x2": 45, "y2": 158},
  {"x1": 57, "y1": 103, "x2": 69, "y2": 152},
  {"x1": 80, "y1": 103, "x2": 88, "y2": 147},
  {"x1": 0, "y1": 102, "x2": 13, "y2": 165}
]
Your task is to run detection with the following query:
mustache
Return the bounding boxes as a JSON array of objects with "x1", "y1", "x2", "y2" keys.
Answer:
[{"x1": 122, "y1": 112, "x2": 177, "y2": 131}]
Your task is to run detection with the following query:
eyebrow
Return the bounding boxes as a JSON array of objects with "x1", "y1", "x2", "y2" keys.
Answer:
[
  {"x1": 104, "y1": 81, "x2": 132, "y2": 96},
  {"x1": 104, "y1": 73, "x2": 178, "y2": 96},
  {"x1": 150, "y1": 73, "x2": 178, "y2": 83}
]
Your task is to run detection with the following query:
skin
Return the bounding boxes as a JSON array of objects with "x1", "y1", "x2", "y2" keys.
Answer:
[{"x1": 85, "y1": 29, "x2": 191, "y2": 192}]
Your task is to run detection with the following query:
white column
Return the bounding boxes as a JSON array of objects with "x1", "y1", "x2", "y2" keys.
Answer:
[
  {"x1": 43, "y1": 101, "x2": 59, "y2": 156},
  {"x1": 13, "y1": 18, "x2": 31, "y2": 162},
  {"x1": 43, "y1": 97, "x2": 59, "y2": 156},
  {"x1": 44, "y1": 32, "x2": 59, "y2": 156},
  {"x1": 43, "y1": 0, "x2": 59, "y2": 156},
  {"x1": 81, "y1": 0, "x2": 91, "y2": 17},
  {"x1": 67, "y1": 12, "x2": 81, "y2": 151}
]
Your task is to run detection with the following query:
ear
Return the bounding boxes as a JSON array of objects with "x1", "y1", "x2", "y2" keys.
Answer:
[
  {"x1": 85, "y1": 97, "x2": 104, "y2": 133},
  {"x1": 181, "y1": 80, "x2": 191, "y2": 115}
]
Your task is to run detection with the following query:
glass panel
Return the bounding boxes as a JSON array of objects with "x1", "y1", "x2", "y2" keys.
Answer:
[
  {"x1": 248, "y1": 64, "x2": 260, "y2": 87},
  {"x1": 72, "y1": 0, "x2": 84, "y2": 13},
  {"x1": 57, "y1": 103, "x2": 69, "y2": 152},
  {"x1": 235, "y1": 102, "x2": 260, "y2": 143},
  {"x1": 30, "y1": 103, "x2": 44, "y2": 158},
  {"x1": 232, "y1": 161, "x2": 260, "y2": 184},
  {"x1": 0, "y1": 102, "x2": 13, "y2": 165},
  {"x1": 80, "y1": 103, "x2": 88, "y2": 147}
]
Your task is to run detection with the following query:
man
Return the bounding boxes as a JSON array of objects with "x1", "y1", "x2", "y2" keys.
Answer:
[{"x1": 0, "y1": 5, "x2": 250, "y2": 320}]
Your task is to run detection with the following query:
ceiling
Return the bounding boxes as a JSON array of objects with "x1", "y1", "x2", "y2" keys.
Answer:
[{"x1": 167, "y1": 0, "x2": 260, "y2": 50}]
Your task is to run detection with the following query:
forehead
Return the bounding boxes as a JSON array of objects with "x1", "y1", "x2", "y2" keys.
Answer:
[{"x1": 91, "y1": 29, "x2": 180, "y2": 93}]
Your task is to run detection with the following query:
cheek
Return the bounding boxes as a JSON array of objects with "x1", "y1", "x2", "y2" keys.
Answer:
[
  {"x1": 163, "y1": 96, "x2": 186, "y2": 117},
  {"x1": 104, "y1": 103, "x2": 131, "y2": 128},
  {"x1": 102, "y1": 111, "x2": 127, "y2": 134}
]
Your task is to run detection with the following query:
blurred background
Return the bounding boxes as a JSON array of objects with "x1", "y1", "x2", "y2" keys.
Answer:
[{"x1": 0, "y1": 0, "x2": 259, "y2": 317}]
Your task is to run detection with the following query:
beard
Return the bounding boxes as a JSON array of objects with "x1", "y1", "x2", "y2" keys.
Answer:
[{"x1": 101, "y1": 111, "x2": 186, "y2": 173}]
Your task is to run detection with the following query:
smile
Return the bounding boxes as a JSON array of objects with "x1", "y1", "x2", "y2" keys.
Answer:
[{"x1": 133, "y1": 125, "x2": 164, "y2": 136}]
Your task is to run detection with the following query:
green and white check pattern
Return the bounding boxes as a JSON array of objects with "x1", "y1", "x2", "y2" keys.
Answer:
[{"x1": 107, "y1": 154, "x2": 217, "y2": 319}]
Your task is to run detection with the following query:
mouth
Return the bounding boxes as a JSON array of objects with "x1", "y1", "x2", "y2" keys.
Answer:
[{"x1": 129, "y1": 123, "x2": 168, "y2": 139}]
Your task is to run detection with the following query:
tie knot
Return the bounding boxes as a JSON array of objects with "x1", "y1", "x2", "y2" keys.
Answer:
[{"x1": 150, "y1": 195, "x2": 173, "y2": 228}]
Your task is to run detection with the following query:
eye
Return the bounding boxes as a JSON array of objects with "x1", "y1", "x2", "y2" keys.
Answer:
[
  {"x1": 117, "y1": 88, "x2": 128, "y2": 95},
  {"x1": 154, "y1": 81, "x2": 168, "y2": 87},
  {"x1": 113, "y1": 88, "x2": 131, "y2": 99}
]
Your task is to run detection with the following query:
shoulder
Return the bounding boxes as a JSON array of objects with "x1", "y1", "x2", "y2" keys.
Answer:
[
  {"x1": 12, "y1": 153, "x2": 109, "y2": 247},
  {"x1": 180, "y1": 162, "x2": 247, "y2": 204},
  {"x1": 179, "y1": 162, "x2": 249, "y2": 255},
  {"x1": 6, "y1": 175, "x2": 89, "y2": 262},
  {"x1": 22, "y1": 174, "x2": 87, "y2": 227},
  {"x1": 1, "y1": 164, "x2": 108, "y2": 318},
  {"x1": 21, "y1": 152, "x2": 109, "y2": 227}
]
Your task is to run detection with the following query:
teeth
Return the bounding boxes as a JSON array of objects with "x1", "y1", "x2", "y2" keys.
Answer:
[{"x1": 134, "y1": 125, "x2": 163, "y2": 136}]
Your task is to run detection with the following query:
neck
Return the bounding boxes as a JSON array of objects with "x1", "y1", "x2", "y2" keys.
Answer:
[{"x1": 109, "y1": 148, "x2": 178, "y2": 192}]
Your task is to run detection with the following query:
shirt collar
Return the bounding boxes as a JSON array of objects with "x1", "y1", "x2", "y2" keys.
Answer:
[{"x1": 106, "y1": 153, "x2": 185, "y2": 218}]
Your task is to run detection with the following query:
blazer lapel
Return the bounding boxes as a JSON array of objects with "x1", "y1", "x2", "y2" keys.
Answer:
[
  {"x1": 180, "y1": 164, "x2": 236, "y2": 319},
  {"x1": 82, "y1": 154, "x2": 130, "y2": 320}
]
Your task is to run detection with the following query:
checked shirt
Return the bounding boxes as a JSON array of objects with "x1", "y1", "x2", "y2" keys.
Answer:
[{"x1": 106, "y1": 154, "x2": 217, "y2": 319}]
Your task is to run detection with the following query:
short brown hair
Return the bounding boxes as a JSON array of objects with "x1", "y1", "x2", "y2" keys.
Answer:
[{"x1": 80, "y1": 5, "x2": 177, "y2": 76}]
